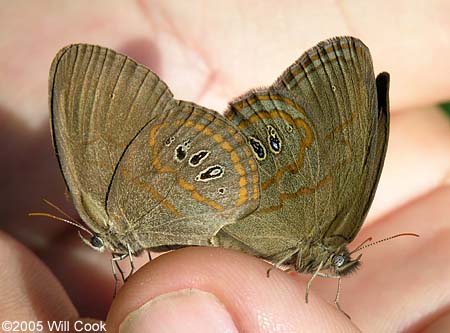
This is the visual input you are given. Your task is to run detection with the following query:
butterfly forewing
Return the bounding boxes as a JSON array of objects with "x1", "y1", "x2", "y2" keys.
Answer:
[
  {"x1": 50, "y1": 44, "x2": 176, "y2": 236},
  {"x1": 276, "y1": 36, "x2": 385, "y2": 246}
]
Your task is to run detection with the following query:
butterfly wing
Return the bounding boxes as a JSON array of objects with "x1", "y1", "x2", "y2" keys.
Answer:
[
  {"x1": 215, "y1": 37, "x2": 389, "y2": 259},
  {"x1": 50, "y1": 44, "x2": 176, "y2": 236},
  {"x1": 276, "y1": 37, "x2": 390, "y2": 247},
  {"x1": 50, "y1": 44, "x2": 260, "y2": 250},
  {"x1": 106, "y1": 100, "x2": 260, "y2": 247}
]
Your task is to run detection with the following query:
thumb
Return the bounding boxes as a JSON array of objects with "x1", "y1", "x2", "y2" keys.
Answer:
[{"x1": 106, "y1": 247, "x2": 358, "y2": 332}]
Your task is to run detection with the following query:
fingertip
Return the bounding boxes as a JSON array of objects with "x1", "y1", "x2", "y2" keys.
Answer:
[
  {"x1": 0, "y1": 231, "x2": 77, "y2": 321},
  {"x1": 107, "y1": 247, "x2": 358, "y2": 332},
  {"x1": 119, "y1": 289, "x2": 238, "y2": 333}
]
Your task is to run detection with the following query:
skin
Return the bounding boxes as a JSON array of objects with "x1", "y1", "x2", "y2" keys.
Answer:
[{"x1": 1, "y1": 1, "x2": 450, "y2": 332}]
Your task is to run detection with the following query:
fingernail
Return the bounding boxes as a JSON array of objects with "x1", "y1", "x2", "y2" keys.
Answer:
[{"x1": 119, "y1": 289, "x2": 238, "y2": 333}]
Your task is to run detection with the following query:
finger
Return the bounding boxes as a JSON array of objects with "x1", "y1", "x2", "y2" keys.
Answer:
[
  {"x1": 139, "y1": 0, "x2": 450, "y2": 110},
  {"x1": 40, "y1": 231, "x2": 114, "y2": 319},
  {"x1": 106, "y1": 247, "x2": 359, "y2": 332},
  {"x1": 0, "y1": 231, "x2": 77, "y2": 322},
  {"x1": 368, "y1": 105, "x2": 450, "y2": 222},
  {"x1": 40, "y1": 231, "x2": 150, "y2": 319}
]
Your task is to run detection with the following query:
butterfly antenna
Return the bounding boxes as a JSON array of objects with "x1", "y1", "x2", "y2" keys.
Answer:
[
  {"x1": 350, "y1": 233, "x2": 419, "y2": 254},
  {"x1": 42, "y1": 198, "x2": 76, "y2": 221},
  {"x1": 29, "y1": 199, "x2": 93, "y2": 236},
  {"x1": 350, "y1": 237, "x2": 373, "y2": 253}
]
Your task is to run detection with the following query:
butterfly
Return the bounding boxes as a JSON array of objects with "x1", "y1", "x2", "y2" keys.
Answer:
[
  {"x1": 212, "y1": 36, "x2": 390, "y2": 316},
  {"x1": 47, "y1": 43, "x2": 260, "y2": 279}
]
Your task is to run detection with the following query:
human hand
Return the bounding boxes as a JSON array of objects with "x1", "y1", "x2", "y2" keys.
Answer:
[{"x1": 1, "y1": 1, "x2": 450, "y2": 332}]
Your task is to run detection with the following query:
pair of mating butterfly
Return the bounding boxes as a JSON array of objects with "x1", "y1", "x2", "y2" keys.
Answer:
[{"x1": 44, "y1": 36, "x2": 401, "y2": 315}]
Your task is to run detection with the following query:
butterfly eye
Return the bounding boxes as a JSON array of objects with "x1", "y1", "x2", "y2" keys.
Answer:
[
  {"x1": 333, "y1": 254, "x2": 346, "y2": 268},
  {"x1": 90, "y1": 235, "x2": 104, "y2": 249}
]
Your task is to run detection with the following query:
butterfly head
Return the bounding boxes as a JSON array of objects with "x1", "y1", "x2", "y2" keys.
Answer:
[
  {"x1": 78, "y1": 231, "x2": 106, "y2": 252},
  {"x1": 330, "y1": 249, "x2": 362, "y2": 276},
  {"x1": 78, "y1": 230, "x2": 134, "y2": 256},
  {"x1": 330, "y1": 233, "x2": 420, "y2": 276}
]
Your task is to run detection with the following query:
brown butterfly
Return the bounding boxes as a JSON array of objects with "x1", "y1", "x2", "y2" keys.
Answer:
[
  {"x1": 212, "y1": 36, "x2": 392, "y2": 316},
  {"x1": 46, "y1": 43, "x2": 260, "y2": 281}
]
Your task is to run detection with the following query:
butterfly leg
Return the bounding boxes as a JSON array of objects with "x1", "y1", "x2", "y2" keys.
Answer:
[
  {"x1": 305, "y1": 260, "x2": 324, "y2": 303},
  {"x1": 115, "y1": 257, "x2": 127, "y2": 282},
  {"x1": 147, "y1": 250, "x2": 153, "y2": 262},
  {"x1": 111, "y1": 253, "x2": 129, "y2": 297},
  {"x1": 317, "y1": 272, "x2": 350, "y2": 319},
  {"x1": 111, "y1": 259, "x2": 119, "y2": 298},
  {"x1": 267, "y1": 247, "x2": 300, "y2": 277},
  {"x1": 334, "y1": 276, "x2": 350, "y2": 319},
  {"x1": 125, "y1": 244, "x2": 134, "y2": 281}
]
